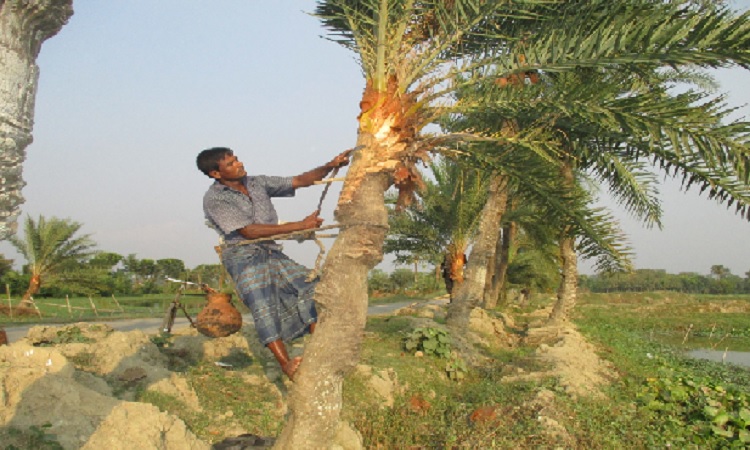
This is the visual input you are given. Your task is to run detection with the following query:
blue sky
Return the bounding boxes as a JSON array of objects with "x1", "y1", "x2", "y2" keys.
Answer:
[{"x1": 1, "y1": 0, "x2": 749, "y2": 277}]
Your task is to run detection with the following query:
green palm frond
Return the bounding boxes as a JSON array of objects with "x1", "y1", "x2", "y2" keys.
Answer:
[
  {"x1": 498, "y1": 1, "x2": 750, "y2": 77},
  {"x1": 385, "y1": 157, "x2": 489, "y2": 261},
  {"x1": 9, "y1": 214, "x2": 98, "y2": 283},
  {"x1": 576, "y1": 206, "x2": 634, "y2": 274}
]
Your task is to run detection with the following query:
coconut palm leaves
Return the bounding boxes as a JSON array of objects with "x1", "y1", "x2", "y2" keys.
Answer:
[{"x1": 9, "y1": 215, "x2": 99, "y2": 305}]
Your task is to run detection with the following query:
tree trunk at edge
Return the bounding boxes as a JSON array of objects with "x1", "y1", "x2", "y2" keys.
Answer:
[
  {"x1": 446, "y1": 174, "x2": 508, "y2": 330},
  {"x1": 548, "y1": 235, "x2": 577, "y2": 323},
  {"x1": 0, "y1": 1, "x2": 73, "y2": 238},
  {"x1": 548, "y1": 161, "x2": 578, "y2": 324}
]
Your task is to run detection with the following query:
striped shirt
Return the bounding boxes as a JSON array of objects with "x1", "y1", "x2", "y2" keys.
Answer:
[{"x1": 203, "y1": 175, "x2": 295, "y2": 246}]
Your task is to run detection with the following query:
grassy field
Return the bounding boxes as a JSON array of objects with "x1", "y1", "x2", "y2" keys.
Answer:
[
  {"x1": 2, "y1": 291, "x2": 749, "y2": 448},
  {"x1": 0, "y1": 290, "x2": 443, "y2": 327},
  {"x1": 0, "y1": 291, "x2": 212, "y2": 325}
]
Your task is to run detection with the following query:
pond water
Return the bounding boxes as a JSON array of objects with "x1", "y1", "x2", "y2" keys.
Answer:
[{"x1": 687, "y1": 349, "x2": 750, "y2": 368}]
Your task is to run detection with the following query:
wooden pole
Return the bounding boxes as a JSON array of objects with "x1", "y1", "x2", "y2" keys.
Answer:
[
  {"x1": 312, "y1": 177, "x2": 345, "y2": 185},
  {"x1": 6, "y1": 284, "x2": 12, "y2": 319},
  {"x1": 29, "y1": 297, "x2": 42, "y2": 318},
  {"x1": 111, "y1": 294, "x2": 124, "y2": 312},
  {"x1": 66, "y1": 295, "x2": 72, "y2": 315},
  {"x1": 88, "y1": 296, "x2": 98, "y2": 317}
]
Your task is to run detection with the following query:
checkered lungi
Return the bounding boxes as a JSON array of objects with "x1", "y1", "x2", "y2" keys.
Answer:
[{"x1": 221, "y1": 244, "x2": 318, "y2": 345}]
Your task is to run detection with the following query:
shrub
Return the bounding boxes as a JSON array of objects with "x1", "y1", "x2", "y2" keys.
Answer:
[{"x1": 402, "y1": 327, "x2": 451, "y2": 358}]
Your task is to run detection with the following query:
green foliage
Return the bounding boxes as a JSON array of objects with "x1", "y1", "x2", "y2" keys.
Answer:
[
  {"x1": 637, "y1": 362, "x2": 750, "y2": 444},
  {"x1": 368, "y1": 268, "x2": 443, "y2": 297},
  {"x1": 155, "y1": 258, "x2": 186, "y2": 279},
  {"x1": 87, "y1": 252, "x2": 123, "y2": 270},
  {"x1": 402, "y1": 327, "x2": 451, "y2": 359},
  {"x1": 578, "y1": 292, "x2": 750, "y2": 447},
  {"x1": 580, "y1": 267, "x2": 750, "y2": 294},
  {"x1": 445, "y1": 353, "x2": 468, "y2": 382},
  {"x1": 389, "y1": 268, "x2": 414, "y2": 292},
  {"x1": 187, "y1": 264, "x2": 223, "y2": 289},
  {"x1": 367, "y1": 269, "x2": 394, "y2": 294},
  {"x1": 1, "y1": 423, "x2": 63, "y2": 450},
  {"x1": 150, "y1": 332, "x2": 173, "y2": 348},
  {"x1": 36, "y1": 326, "x2": 95, "y2": 346},
  {"x1": 384, "y1": 159, "x2": 488, "y2": 272}
]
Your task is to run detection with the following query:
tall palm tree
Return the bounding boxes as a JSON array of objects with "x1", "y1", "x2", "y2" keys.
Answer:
[
  {"x1": 0, "y1": 1, "x2": 73, "y2": 239},
  {"x1": 277, "y1": 1, "x2": 750, "y2": 446},
  {"x1": 9, "y1": 215, "x2": 98, "y2": 307}
]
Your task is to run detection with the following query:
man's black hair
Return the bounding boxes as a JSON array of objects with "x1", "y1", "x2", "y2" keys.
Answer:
[{"x1": 196, "y1": 147, "x2": 233, "y2": 177}]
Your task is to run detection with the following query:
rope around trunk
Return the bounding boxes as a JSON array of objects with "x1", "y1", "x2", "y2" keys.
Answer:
[{"x1": 217, "y1": 224, "x2": 341, "y2": 281}]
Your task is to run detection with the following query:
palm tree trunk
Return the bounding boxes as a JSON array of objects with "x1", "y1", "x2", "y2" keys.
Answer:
[
  {"x1": 0, "y1": 1, "x2": 73, "y2": 239},
  {"x1": 548, "y1": 234, "x2": 578, "y2": 323},
  {"x1": 484, "y1": 220, "x2": 516, "y2": 309},
  {"x1": 442, "y1": 243, "x2": 468, "y2": 300},
  {"x1": 275, "y1": 136, "x2": 390, "y2": 449},
  {"x1": 18, "y1": 273, "x2": 41, "y2": 308},
  {"x1": 446, "y1": 174, "x2": 508, "y2": 330},
  {"x1": 549, "y1": 161, "x2": 578, "y2": 323},
  {"x1": 498, "y1": 221, "x2": 518, "y2": 306},
  {"x1": 482, "y1": 229, "x2": 501, "y2": 309}
]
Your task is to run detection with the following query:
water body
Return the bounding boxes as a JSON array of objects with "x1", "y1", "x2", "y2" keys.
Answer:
[{"x1": 687, "y1": 349, "x2": 750, "y2": 368}]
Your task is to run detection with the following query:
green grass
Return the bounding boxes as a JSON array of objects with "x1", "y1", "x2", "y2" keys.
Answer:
[
  {"x1": 138, "y1": 362, "x2": 284, "y2": 442},
  {"x1": 1, "y1": 291, "x2": 435, "y2": 326},
  {"x1": 0, "y1": 292, "x2": 239, "y2": 326},
  {"x1": 6, "y1": 290, "x2": 750, "y2": 448},
  {"x1": 367, "y1": 290, "x2": 445, "y2": 304},
  {"x1": 577, "y1": 291, "x2": 750, "y2": 351}
]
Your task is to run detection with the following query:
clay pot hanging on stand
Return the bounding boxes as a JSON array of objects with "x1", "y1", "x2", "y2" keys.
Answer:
[{"x1": 195, "y1": 292, "x2": 242, "y2": 338}]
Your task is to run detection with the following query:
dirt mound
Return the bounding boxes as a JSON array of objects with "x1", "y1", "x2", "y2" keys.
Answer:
[
  {"x1": 0, "y1": 323, "x2": 214, "y2": 449},
  {"x1": 511, "y1": 323, "x2": 617, "y2": 398}
]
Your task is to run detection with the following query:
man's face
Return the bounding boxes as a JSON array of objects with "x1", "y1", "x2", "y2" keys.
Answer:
[{"x1": 211, "y1": 153, "x2": 247, "y2": 181}]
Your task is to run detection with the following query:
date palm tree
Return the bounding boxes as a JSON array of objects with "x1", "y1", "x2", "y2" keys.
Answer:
[
  {"x1": 9, "y1": 215, "x2": 98, "y2": 307},
  {"x1": 277, "y1": 1, "x2": 750, "y2": 446},
  {"x1": 385, "y1": 158, "x2": 488, "y2": 298}
]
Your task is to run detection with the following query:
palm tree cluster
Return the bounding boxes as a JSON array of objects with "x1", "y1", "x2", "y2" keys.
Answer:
[
  {"x1": 271, "y1": 0, "x2": 750, "y2": 446},
  {"x1": 7, "y1": 2, "x2": 747, "y2": 447}
]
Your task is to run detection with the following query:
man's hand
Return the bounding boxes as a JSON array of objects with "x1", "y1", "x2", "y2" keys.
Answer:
[
  {"x1": 327, "y1": 149, "x2": 352, "y2": 170},
  {"x1": 300, "y1": 210, "x2": 324, "y2": 230}
]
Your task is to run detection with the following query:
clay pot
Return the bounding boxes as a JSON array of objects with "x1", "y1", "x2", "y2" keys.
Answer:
[{"x1": 195, "y1": 292, "x2": 242, "y2": 338}]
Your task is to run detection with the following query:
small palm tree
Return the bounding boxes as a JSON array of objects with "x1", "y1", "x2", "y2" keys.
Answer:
[
  {"x1": 9, "y1": 215, "x2": 97, "y2": 307},
  {"x1": 385, "y1": 158, "x2": 488, "y2": 297}
]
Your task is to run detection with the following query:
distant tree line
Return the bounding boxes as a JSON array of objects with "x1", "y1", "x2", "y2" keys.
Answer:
[
  {"x1": 0, "y1": 215, "x2": 229, "y2": 300},
  {"x1": 367, "y1": 268, "x2": 443, "y2": 297},
  {"x1": 0, "y1": 251, "x2": 225, "y2": 298},
  {"x1": 579, "y1": 265, "x2": 750, "y2": 295}
]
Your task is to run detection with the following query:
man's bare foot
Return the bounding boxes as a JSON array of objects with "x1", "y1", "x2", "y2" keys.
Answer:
[{"x1": 282, "y1": 356, "x2": 302, "y2": 380}]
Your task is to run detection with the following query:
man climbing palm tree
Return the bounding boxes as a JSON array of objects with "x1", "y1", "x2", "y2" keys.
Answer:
[{"x1": 196, "y1": 147, "x2": 349, "y2": 380}]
